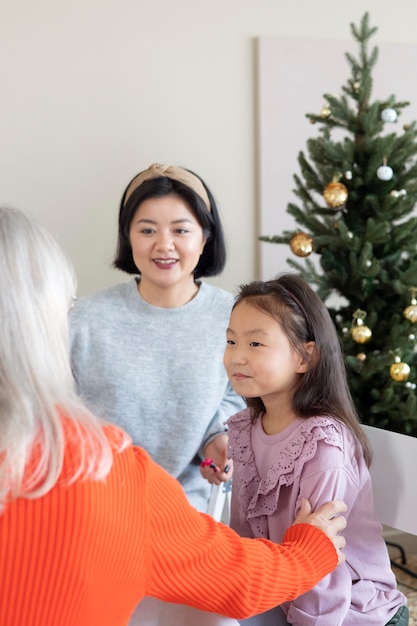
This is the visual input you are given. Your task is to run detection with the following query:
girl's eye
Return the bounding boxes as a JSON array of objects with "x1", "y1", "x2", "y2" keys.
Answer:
[
  {"x1": 140, "y1": 228, "x2": 155, "y2": 235},
  {"x1": 250, "y1": 341, "x2": 263, "y2": 347},
  {"x1": 174, "y1": 228, "x2": 189, "y2": 235},
  {"x1": 226, "y1": 339, "x2": 235, "y2": 345}
]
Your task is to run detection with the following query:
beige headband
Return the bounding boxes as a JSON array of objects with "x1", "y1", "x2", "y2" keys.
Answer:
[{"x1": 122, "y1": 163, "x2": 211, "y2": 212}]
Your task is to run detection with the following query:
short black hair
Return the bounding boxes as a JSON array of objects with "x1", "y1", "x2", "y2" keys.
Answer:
[{"x1": 113, "y1": 170, "x2": 227, "y2": 278}]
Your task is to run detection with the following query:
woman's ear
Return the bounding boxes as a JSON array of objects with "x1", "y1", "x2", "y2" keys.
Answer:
[
  {"x1": 200, "y1": 237, "x2": 207, "y2": 255},
  {"x1": 297, "y1": 341, "x2": 316, "y2": 373}
]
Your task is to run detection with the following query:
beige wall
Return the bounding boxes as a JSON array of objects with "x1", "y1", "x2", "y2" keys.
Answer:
[{"x1": 2, "y1": 0, "x2": 417, "y2": 296}]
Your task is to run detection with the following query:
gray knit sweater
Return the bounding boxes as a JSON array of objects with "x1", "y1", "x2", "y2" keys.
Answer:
[{"x1": 69, "y1": 278, "x2": 245, "y2": 511}]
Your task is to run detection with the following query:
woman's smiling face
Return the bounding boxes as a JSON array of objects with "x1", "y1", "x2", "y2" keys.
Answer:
[{"x1": 129, "y1": 194, "x2": 207, "y2": 298}]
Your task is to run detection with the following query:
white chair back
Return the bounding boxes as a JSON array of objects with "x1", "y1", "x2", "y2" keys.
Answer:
[{"x1": 362, "y1": 425, "x2": 417, "y2": 535}]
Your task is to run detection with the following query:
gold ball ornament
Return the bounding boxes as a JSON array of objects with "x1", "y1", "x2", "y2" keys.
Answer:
[
  {"x1": 351, "y1": 309, "x2": 372, "y2": 344},
  {"x1": 404, "y1": 304, "x2": 417, "y2": 323},
  {"x1": 351, "y1": 325, "x2": 372, "y2": 344},
  {"x1": 289, "y1": 232, "x2": 313, "y2": 257},
  {"x1": 404, "y1": 289, "x2": 417, "y2": 323},
  {"x1": 390, "y1": 358, "x2": 411, "y2": 382},
  {"x1": 356, "y1": 352, "x2": 367, "y2": 362},
  {"x1": 320, "y1": 106, "x2": 331, "y2": 118},
  {"x1": 323, "y1": 182, "x2": 348, "y2": 208}
]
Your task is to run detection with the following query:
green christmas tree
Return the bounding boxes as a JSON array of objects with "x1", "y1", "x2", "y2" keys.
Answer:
[{"x1": 261, "y1": 13, "x2": 417, "y2": 436}]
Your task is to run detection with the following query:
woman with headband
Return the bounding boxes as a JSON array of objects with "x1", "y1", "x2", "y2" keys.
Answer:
[
  {"x1": 70, "y1": 163, "x2": 245, "y2": 513},
  {"x1": 0, "y1": 205, "x2": 348, "y2": 626}
]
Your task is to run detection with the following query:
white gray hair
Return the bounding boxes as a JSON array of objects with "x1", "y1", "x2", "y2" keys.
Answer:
[{"x1": 0, "y1": 206, "x2": 128, "y2": 507}]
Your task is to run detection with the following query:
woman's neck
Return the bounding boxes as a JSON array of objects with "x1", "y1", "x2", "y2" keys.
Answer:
[{"x1": 136, "y1": 278, "x2": 200, "y2": 309}]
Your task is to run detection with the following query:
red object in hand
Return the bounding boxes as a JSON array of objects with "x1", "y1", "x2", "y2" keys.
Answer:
[{"x1": 200, "y1": 458, "x2": 215, "y2": 468}]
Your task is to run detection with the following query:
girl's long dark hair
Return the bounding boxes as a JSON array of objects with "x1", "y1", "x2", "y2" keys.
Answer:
[{"x1": 234, "y1": 273, "x2": 372, "y2": 466}]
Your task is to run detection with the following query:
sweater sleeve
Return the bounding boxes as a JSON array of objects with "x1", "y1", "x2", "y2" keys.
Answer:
[{"x1": 141, "y1": 450, "x2": 338, "y2": 620}]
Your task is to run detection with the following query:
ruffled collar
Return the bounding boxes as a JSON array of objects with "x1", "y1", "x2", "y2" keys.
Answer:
[{"x1": 226, "y1": 410, "x2": 344, "y2": 537}]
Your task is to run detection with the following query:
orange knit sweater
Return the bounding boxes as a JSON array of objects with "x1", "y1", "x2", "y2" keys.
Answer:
[{"x1": 0, "y1": 437, "x2": 338, "y2": 626}]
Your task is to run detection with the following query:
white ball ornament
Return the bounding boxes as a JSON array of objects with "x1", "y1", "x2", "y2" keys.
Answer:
[
  {"x1": 381, "y1": 108, "x2": 397, "y2": 123},
  {"x1": 377, "y1": 165, "x2": 393, "y2": 181}
]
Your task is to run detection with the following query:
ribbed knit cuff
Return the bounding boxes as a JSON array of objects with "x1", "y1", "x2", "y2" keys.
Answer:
[{"x1": 283, "y1": 523, "x2": 338, "y2": 579}]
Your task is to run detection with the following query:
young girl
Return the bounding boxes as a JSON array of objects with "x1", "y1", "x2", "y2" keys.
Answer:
[{"x1": 224, "y1": 274, "x2": 408, "y2": 626}]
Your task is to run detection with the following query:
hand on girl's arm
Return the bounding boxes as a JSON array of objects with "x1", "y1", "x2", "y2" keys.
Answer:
[{"x1": 293, "y1": 497, "x2": 347, "y2": 565}]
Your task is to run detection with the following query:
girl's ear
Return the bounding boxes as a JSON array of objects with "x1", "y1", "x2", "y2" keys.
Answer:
[{"x1": 297, "y1": 341, "x2": 316, "y2": 373}]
